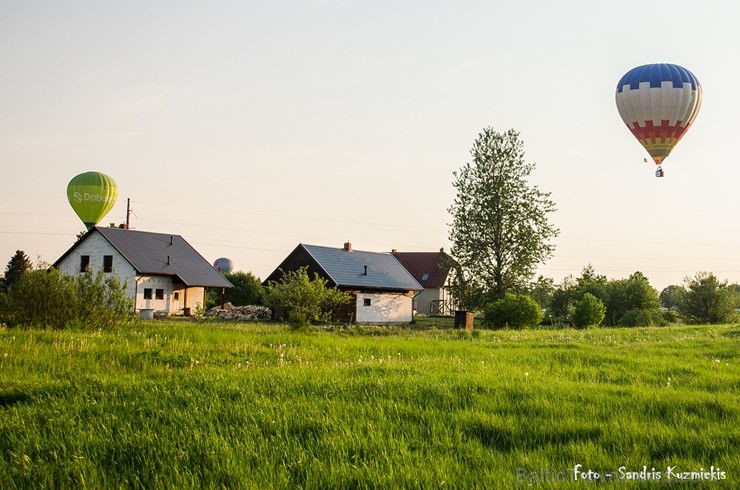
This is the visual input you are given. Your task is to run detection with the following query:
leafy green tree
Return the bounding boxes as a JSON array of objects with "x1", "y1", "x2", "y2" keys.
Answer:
[
  {"x1": 223, "y1": 271, "x2": 264, "y2": 306},
  {"x1": 550, "y1": 275, "x2": 577, "y2": 325},
  {"x1": 483, "y1": 293, "x2": 543, "y2": 329},
  {"x1": 603, "y1": 271, "x2": 660, "y2": 326},
  {"x1": 448, "y1": 128, "x2": 559, "y2": 308},
  {"x1": 572, "y1": 293, "x2": 606, "y2": 328},
  {"x1": 676, "y1": 272, "x2": 738, "y2": 324},
  {"x1": 574, "y1": 264, "x2": 608, "y2": 302},
  {"x1": 0, "y1": 250, "x2": 33, "y2": 291},
  {"x1": 266, "y1": 267, "x2": 352, "y2": 329},
  {"x1": 660, "y1": 285, "x2": 684, "y2": 310}
]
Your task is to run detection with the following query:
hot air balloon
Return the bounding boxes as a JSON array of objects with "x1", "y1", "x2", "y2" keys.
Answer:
[
  {"x1": 67, "y1": 171, "x2": 118, "y2": 229},
  {"x1": 213, "y1": 257, "x2": 234, "y2": 273},
  {"x1": 615, "y1": 63, "x2": 702, "y2": 177}
]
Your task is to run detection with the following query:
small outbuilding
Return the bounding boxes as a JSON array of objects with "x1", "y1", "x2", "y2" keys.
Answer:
[
  {"x1": 264, "y1": 242, "x2": 423, "y2": 324},
  {"x1": 53, "y1": 226, "x2": 232, "y2": 316}
]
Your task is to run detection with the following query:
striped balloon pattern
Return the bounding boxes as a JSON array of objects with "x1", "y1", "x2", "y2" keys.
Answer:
[{"x1": 615, "y1": 63, "x2": 702, "y2": 166}]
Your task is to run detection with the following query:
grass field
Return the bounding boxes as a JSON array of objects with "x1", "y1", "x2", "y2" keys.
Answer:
[{"x1": 1, "y1": 321, "x2": 738, "y2": 488}]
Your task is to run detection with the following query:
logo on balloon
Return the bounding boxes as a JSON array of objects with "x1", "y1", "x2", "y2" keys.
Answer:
[{"x1": 73, "y1": 192, "x2": 83, "y2": 203}]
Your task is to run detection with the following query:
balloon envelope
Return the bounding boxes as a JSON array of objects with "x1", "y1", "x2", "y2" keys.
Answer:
[
  {"x1": 213, "y1": 257, "x2": 234, "y2": 273},
  {"x1": 67, "y1": 172, "x2": 118, "y2": 229},
  {"x1": 615, "y1": 63, "x2": 702, "y2": 165}
]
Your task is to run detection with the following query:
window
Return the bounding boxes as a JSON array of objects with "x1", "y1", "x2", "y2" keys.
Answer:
[
  {"x1": 143, "y1": 288, "x2": 153, "y2": 300},
  {"x1": 173, "y1": 292, "x2": 180, "y2": 301},
  {"x1": 421, "y1": 273, "x2": 430, "y2": 281},
  {"x1": 79, "y1": 255, "x2": 90, "y2": 272},
  {"x1": 363, "y1": 298, "x2": 372, "y2": 307},
  {"x1": 103, "y1": 255, "x2": 113, "y2": 273},
  {"x1": 155, "y1": 289, "x2": 164, "y2": 300}
]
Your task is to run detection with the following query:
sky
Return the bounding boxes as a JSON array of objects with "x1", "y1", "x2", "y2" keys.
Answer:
[{"x1": 1, "y1": 1, "x2": 739, "y2": 292}]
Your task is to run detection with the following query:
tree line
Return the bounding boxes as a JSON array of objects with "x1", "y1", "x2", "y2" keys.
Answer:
[{"x1": 447, "y1": 128, "x2": 739, "y2": 328}]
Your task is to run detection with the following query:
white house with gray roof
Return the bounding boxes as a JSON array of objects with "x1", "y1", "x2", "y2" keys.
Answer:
[
  {"x1": 264, "y1": 242, "x2": 423, "y2": 324},
  {"x1": 53, "y1": 227, "x2": 232, "y2": 316}
]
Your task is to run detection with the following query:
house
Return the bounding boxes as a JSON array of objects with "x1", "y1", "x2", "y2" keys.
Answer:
[
  {"x1": 53, "y1": 226, "x2": 232, "y2": 316},
  {"x1": 392, "y1": 248, "x2": 457, "y2": 315},
  {"x1": 264, "y1": 242, "x2": 423, "y2": 324}
]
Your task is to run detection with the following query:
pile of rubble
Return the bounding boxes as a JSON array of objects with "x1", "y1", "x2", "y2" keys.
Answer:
[{"x1": 205, "y1": 303, "x2": 272, "y2": 321}]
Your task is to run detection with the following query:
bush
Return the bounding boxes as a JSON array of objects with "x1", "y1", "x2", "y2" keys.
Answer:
[
  {"x1": 572, "y1": 293, "x2": 606, "y2": 328},
  {"x1": 266, "y1": 267, "x2": 352, "y2": 330},
  {"x1": 483, "y1": 293, "x2": 543, "y2": 329},
  {"x1": 676, "y1": 272, "x2": 738, "y2": 324},
  {"x1": 0, "y1": 268, "x2": 134, "y2": 330},
  {"x1": 619, "y1": 308, "x2": 665, "y2": 327}
]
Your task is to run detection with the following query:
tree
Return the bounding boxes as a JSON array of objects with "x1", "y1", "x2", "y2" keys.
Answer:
[
  {"x1": 265, "y1": 267, "x2": 352, "y2": 329},
  {"x1": 223, "y1": 271, "x2": 265, "y2": 306},
  {"x1": 572, "y1": 293, "x2": 606, "y2": 328},
  {"x1": 660, "y1": 285, "x2": 684, "y2": 310},
  {"x1": 448, "y1": 128, "x2": 559, "y2": 308},
  {"x1": 0, "y1": 250, "x2": 33, "y2": 291},
  {"x1": 676, "y1": 272, "x2": 738, "y2": 324},
  {"x1": 483, "y1": 293, "x2": 543, "y2": 329},
  {"x1": 603, "y1": 271, "x2": 660, "y2": 326}
]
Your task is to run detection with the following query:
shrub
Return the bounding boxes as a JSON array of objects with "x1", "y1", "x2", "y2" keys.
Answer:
[
  {"x1": 266, "y1": 267, "x2": 352, "y2": 330},
  {"x1": 676, "y1": 272, "x2": 738, "y2": 324},
  {"x1": 483, "y1": 293, "x2": 543, "y2": 329},
  {"x1": 572, "y1": 293, "x2": 606, "y2": 328},
  {"x1": 619, "y1": 308, "x2": 666, "y2": 327},
  {"x1": 0, "y1": 268, "x2": 134, "y2": 330}
]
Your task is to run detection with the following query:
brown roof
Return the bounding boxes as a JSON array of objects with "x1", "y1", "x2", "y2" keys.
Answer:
[{"x1": 391, "y1": 250, "x2": 453, "y2": 289}]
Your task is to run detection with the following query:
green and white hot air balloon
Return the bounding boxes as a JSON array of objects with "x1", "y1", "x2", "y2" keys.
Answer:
[{"x1": 67, "y1": 171, "x2": 118, "y2": 229}]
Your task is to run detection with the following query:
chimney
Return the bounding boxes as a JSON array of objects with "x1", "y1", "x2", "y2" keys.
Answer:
[
  {"x1": 440, "y1": 247, "x2": 444, "y2": 253},
  {"x1": 391, "y1": 249, "x2": 397, "y2": 254},
  {"x1": 344, "y1": 241, "x2": 352, "y2": 252}
]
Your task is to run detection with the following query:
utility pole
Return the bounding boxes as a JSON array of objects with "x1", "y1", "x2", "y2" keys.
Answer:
[{"x1": 125, "y1": 198, "x2": 131, "y2": 229}]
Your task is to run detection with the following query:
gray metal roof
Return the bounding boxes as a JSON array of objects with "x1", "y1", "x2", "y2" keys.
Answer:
[
  {"x1": 56, "y1": 227, "x2": 232, "y2": 288},
  {"x1": 302, "y1": 244, "x2": 423, "y2": 291}
]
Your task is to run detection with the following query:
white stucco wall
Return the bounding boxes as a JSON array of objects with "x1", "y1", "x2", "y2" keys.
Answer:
[
  {"x1": 134, "y1": 279, "x2": 203, "y2": 314},
  {"x1": 55, "y1": 231, "x2": 138, "y2": 299},
  {"x1": 355, "y1": 292, "x2": 413, "y2": 324},
  {"x1": 413, "y1": 288, "x2": 444, "y2": 315}
]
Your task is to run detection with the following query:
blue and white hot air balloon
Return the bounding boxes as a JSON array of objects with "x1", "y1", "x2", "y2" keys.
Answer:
[{"x1": 615, "y1": 63, "x2": 702, "y2": 176}]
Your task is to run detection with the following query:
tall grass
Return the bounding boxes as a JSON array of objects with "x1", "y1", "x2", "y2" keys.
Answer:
[{"x1": 1, "y1": 323, "x2": 738, "y2": 488}]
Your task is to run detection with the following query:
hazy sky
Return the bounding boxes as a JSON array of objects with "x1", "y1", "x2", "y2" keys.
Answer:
[{"x1": 2, "y1": 1, "x2": 739, "y2": 291}]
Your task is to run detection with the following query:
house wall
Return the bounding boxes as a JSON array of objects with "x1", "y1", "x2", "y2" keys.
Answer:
[
  {"x1": 55, "y1": 231, "x2": 138, "y2": 299},
  {"x1": 413, "y1": 288, "x2": 443, "y2": 315},
  {"x1": 355, "y1": 292, "x2": 413, "y2": 324},
  {"x1": 135, "y1": 278, "x2": 204, "y2": 315}
]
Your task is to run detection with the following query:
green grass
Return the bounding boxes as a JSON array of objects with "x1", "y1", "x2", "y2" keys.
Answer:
[{"x1": 1, "y1": 322, "x2": 738, "y2": 488}]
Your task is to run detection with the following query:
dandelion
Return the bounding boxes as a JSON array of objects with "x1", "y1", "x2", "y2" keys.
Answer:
[{"x1": 524, "y1": 372, "x2": 529, "y2": 378}]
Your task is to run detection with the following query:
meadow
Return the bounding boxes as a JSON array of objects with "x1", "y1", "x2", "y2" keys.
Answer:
[{"x1": 0, "y1": 320, "x2": 738, "y2": 488}]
